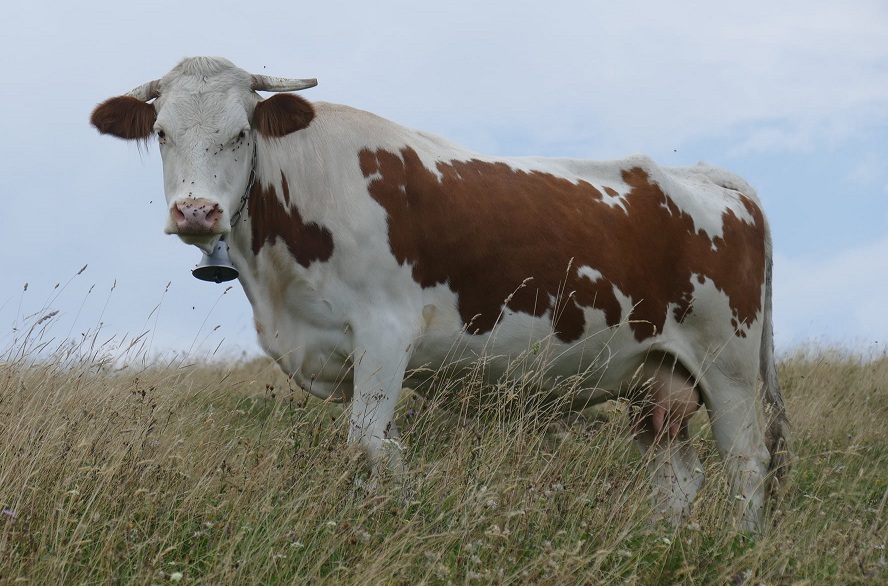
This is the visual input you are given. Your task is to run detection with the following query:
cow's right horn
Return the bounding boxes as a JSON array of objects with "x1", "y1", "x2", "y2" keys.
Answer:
[
  {"x1": 125, "y1": 80, "x2": 161, "y2": 101},
  {"x1": 251, "y1": 75, "x2": 318, "y2": 93}
]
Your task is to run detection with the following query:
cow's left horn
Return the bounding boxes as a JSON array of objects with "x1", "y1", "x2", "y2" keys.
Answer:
[
  {"x1": 125, "y1": 80, "x2": 161, "y2": 101},
  {"x1": 251, "y1": 75, "x2": 318, "y2": 92}
]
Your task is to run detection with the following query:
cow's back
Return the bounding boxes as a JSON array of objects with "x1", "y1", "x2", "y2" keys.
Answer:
[{"x1": 342, "y1": 123, "x2": 768, "y2": 393}]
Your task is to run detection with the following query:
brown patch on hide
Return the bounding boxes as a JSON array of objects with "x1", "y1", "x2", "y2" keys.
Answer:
[
  {"x1": 359, "y1": 147, "x2": 766, "y2": 343},
  {"x1": 253, "y1": 94, "x2": 315, "y2": 137},
  {"x1": 90, "y1": 96, "x2": 156, "y2": 140},
  {"x1": 249, "y1": 171, "x2": 334, "y2": 267}
]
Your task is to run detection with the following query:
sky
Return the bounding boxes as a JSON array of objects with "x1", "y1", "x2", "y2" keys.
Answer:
[{"x1": 2, "y1": 0, "x2": 887, "y2": 362}]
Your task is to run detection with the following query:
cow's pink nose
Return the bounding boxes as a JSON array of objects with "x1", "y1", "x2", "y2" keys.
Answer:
[{"x1": 171, "y1": 199, "x2": 222, "y2": 234}]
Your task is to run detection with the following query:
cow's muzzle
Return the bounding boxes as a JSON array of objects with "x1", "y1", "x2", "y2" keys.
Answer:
[{"x1": 169, "y1": 198, "x2": 224, "y2": 236}]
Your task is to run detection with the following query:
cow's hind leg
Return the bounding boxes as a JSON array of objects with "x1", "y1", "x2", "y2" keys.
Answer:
[
  {"x1": 635, "y1": 426, "x2": 704, "y2": 525},
  {"x1": 700, "y1": 369, "x2": 770, "y2": 533},
  {"x1": 631, "y1": 355, "x2": 704, "y2": 525}
]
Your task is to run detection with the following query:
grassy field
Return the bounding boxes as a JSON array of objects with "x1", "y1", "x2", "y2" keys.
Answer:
[{"x1": 0, "y1": 324, "x2": 885, "y2": 584}]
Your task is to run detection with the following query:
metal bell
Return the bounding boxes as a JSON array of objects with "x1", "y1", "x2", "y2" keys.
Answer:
[{"x1": 192, "y1": 237, "x2": 239, "y2": 283}]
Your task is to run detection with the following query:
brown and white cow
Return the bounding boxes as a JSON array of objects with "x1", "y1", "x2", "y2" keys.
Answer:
[{"x1": 91, "y1": 57, "x2": 789, "y2": 531}]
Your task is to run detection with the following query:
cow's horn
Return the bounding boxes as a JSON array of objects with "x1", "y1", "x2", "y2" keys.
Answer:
[
  {"x1": 251, "y1": 75, "x2": 318, "y2": 92},
  {"x1": 125, "y1": 80, "x2": 161, "y2": 101}
]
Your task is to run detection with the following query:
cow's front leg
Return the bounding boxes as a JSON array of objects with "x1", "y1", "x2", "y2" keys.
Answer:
[{"x1": 348, "y1": 329, "x2": 412, "y2": 479}]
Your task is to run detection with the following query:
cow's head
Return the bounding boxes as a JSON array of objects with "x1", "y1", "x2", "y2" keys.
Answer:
[{"x1": 91, "y1": 57, "x2": 316, "y2": 253}]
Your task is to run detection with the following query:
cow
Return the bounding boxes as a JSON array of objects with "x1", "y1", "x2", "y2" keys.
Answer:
[{"x1": 91, "y1": 56, "x2": 789, "y2": 532}]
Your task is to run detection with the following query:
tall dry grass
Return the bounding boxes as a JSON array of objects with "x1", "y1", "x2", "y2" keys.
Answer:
[{"x1": 0, "y1": 313, "x2": 885, "y2": 584}]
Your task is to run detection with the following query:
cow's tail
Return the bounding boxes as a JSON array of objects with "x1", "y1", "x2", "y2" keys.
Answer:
[{"x1": 759, "y1": 240, "x2": 791, "y2": 492}]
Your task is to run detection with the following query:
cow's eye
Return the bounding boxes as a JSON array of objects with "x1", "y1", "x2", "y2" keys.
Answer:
[
  {"x1": 157, "y1": 129, "x2": 166, "y2": 140},
  {"x1": 237, "y1": 130, "x2": 246, "y2": 140}
]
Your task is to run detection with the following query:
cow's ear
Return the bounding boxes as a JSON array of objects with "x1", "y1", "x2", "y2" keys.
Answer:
[
  {"x1": 253, "y1": 93, "x2": 315, "y2": 137},
  {"x1": 90, "y1": 96, "x2": 156, "y2": 140}
]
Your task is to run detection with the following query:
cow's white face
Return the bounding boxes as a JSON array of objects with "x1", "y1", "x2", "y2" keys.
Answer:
[
  {"x1": 153, "y1": 79, "x2": 257, "y2": 251},
  {"x1": 91, "y1": 57, "x2": 317, "y2": 254}
]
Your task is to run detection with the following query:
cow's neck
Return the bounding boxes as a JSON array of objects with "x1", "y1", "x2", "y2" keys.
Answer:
[{"x1": 229, "y1": 142, "x2": 258, "y2": 227}]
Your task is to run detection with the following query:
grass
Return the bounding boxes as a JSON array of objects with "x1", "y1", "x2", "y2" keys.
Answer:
[{"x1": 0, "y1": 316, "x2": 886, "y2": 584}]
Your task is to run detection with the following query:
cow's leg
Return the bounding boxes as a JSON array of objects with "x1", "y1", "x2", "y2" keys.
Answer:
[
  {"x1": 700, "y1": 371, "x2": 770, "y2": 533},
  {"x1": 635, "y1": 425, "x2": 704, "y2": 525},
  {"x1": 348, "y1": 327, "x2": 412, "y2": 480},
  {"x1": 632, "y1": 357, "x2": 704, "y2": 525}
]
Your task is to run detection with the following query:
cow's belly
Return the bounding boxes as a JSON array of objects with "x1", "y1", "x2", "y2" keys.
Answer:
[
  {"x1": 405, "y1": 277, "x2": 760, "y2": 406},
  {"x1": 408, "y1": 316, "x2": 640, "y2": 403},
  {"x1": 248, "y1": 268, "x2": 759, "y2": 408},
  {"x1": 405, "y1": 288, "x2": 637, "y2": 401}
]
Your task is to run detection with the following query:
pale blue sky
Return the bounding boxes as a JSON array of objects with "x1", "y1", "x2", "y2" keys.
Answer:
[{"x1": 2, "y1": 0, "x2": 886, "y2": 360}]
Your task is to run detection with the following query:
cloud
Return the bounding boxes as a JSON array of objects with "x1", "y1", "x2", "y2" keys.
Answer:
[
  {"x1": 2, "y1": 0, "x2": 887, "y2": 358},
  {"x1": 773, "y1": 233, "x2": 888, "y2": 350},
  {"x1": 847, "y1": 151, "x2": 888, "y2": 187}
]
